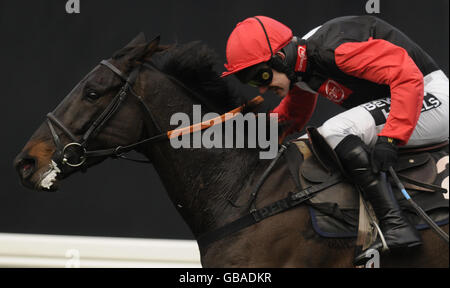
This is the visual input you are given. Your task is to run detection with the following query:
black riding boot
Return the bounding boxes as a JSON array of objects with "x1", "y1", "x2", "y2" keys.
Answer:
[{"x1": 334, "y1": 135, "x2": 422, "y2": 254}]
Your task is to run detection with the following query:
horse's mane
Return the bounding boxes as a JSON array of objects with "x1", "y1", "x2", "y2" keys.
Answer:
[{"x1": 152, "y1": 42, "x2": 245, "y2": 114}]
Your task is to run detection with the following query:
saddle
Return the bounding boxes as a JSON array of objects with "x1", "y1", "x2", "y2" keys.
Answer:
[
  {"x1": 292, "y1": 128, "x2": 449, "y2": 246},
  {"x1": 197, "y1": 128, "x2": 448, "y2": 251}
]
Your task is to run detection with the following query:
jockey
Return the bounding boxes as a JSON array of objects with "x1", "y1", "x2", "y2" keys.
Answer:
[{"x1": 221, "y1": 15, "x2": 449, "y2": 255}]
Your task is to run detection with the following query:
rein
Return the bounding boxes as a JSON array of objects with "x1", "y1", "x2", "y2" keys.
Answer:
[
  {"x1": 84, "y1": 95, "x2": 263, "y2": 162},
  {"x1": 46, "y1": 59, "x2": 263, "y2": 168},
  {"x1": 47, "y1": 57, "x2": 335, "y2": 250}
]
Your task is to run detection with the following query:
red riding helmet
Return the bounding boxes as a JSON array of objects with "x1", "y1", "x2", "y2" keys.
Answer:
[{"x1": 222, "y1": 16, "x2": 293, "y2": 78}]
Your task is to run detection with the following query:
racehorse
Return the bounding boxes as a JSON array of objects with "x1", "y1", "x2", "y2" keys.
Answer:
[{"x1": 13, "y1": 34, "x2": 448, "y2": 267}]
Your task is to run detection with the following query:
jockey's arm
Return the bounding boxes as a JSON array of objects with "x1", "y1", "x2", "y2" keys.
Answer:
[
  {"x1": 334, "y1": 38, "x2": 424, "y2": 146},
  {"x1": 270, "y1": 85, "x2": 318, "y2": 135}
]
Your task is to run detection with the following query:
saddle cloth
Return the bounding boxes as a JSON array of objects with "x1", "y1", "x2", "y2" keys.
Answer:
[{"x1": 294, "y1": 139, "x2": 449, "y2": 238}]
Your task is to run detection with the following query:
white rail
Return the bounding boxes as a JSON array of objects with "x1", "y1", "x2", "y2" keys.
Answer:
[{"x1": 0, "y1": 233, "x2": 201, "y2": 268}]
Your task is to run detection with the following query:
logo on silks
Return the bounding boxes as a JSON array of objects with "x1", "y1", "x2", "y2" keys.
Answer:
[
  {"x1": 318, "y1": 79, "x2": 353, "y2": 104},
  {"x1": 295, "y1": 45, "x2": 307, "y2": 73}
]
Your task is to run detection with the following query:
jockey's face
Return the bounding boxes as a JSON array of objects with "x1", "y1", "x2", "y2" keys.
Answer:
[{"x1": 259, "y1": 69, "x2": 290, "y2": 98}]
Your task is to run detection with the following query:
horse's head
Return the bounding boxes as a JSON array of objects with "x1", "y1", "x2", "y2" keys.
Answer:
[{"x1": 13, "y1": 33, "x2": 161, "y2": 191}]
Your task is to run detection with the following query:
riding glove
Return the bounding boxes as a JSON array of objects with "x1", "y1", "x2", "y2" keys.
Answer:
[{"x1": 371, "y1": 136, "x2": 398, "y2": 173}]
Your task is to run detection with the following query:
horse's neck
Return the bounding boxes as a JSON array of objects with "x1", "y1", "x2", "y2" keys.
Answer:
[
  {"x1": 148, "y1": 144, "x2": 259, "y2": 235},
  {"x1": 138, "y1": 72, "x2": 260, "y2": 237}
]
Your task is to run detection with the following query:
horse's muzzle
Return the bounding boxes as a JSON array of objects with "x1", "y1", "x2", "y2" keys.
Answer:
[{"x1": 13, "y1": 152, "x2": 37, "y2": 189}]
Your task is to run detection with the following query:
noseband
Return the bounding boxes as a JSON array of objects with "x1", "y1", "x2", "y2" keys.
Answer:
[{"x1": 46, "y1": 60, "x2": 165, "y2": 169}]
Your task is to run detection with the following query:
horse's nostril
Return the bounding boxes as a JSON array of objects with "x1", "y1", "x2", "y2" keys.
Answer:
[{"x1": 16, "y1": 157, "x2": 36, "y2": 180}]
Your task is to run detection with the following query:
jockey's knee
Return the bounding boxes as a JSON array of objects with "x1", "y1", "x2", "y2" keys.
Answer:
[
  {"x1": 318, "y1": 119, "x2": 355, "y2": 150},
  {"x1": 318, "y1": 106, "x2": 378, "y2": 149}
]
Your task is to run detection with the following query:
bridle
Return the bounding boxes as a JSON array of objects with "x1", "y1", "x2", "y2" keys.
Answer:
[
  {"x1": 46, "y1": 56, "x2": 323, "y2": 250},
  {"x1": 46, "y1": 59, "x2": 166, "y2": 169},
  {"x1": 46, "y1": 58, "x2": 264, "y2": 170}
]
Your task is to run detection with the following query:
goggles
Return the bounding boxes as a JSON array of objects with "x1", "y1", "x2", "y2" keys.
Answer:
[{"x1": 235, "y1": 63, "x2": 273, "y2": 87}]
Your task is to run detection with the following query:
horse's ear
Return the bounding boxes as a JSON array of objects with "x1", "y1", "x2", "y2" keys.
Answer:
[
  {"x1": 140, "y1": 35, "x2": 161, "y2": 61},
  {"x1": 112, "y1": 32, "x2": 148, "y2": 60},
  {"x1": 124, "y1": 32, "x2": 147, "y2": 49}
]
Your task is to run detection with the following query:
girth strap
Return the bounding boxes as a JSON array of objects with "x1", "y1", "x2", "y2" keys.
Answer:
[
  {"x1": 248, "y1": 144, "x2": 288, "y2": 212},
  {"x1": 197, "y1": 174, "x2": 342, "y2": 249}
]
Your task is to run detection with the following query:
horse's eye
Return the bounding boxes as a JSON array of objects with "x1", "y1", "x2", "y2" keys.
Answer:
[{"x1": 85, "y1": 90, "x2": 100, "y2": 101}]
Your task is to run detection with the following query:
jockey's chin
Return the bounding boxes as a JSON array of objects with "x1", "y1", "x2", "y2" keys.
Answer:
[
  {"x1": 272, "y1": 86, "x2": 290, "y2": 98},
  {"x1": 258, "y1": 69, "x2": 291, "y2": 98}
]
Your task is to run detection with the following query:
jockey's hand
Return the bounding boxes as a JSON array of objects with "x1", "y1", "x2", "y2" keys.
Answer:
[{"x1": 371, "y1": 136, "x2": 398, "y2": 173}]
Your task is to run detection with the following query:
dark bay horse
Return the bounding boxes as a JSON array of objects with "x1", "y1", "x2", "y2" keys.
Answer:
[{"x1": 13, "y1": 34, "x2": 448, "y2": 267}]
